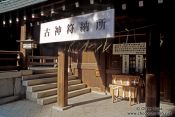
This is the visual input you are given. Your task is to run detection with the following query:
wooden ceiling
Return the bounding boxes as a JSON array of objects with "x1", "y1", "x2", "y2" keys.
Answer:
[{"x1": 0, "y1": 0, "x2": 174, "y2": 28}]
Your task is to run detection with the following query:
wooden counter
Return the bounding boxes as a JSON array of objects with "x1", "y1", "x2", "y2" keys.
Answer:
[
  {"x1": 109, "y1": 75, "x2": 141, "y2": 105},
  {"x1": 112, "y1": 74, "x2": 140, "y2": 86}
]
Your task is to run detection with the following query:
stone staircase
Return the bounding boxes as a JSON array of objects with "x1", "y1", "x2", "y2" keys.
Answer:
[{"x1": 22, "y1": 68, "x2": 91, "y2": 105}]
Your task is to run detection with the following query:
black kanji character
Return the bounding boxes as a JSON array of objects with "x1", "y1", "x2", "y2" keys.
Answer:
[
  {"x1": 96, "y1": 18, "x2": 106, "y2": 30},
  {"x1": 67, "y1": 24, "x2": 74, "y2": 34},
  {"x1": 80, "y1": 21, "x2": 89, "y2": 32},
  {"x1": 44, "y1": 28, "x2": 50, "y2": 37},
  {"x1": 55, "y1": 26, "x2": 61, "y2": 36}
]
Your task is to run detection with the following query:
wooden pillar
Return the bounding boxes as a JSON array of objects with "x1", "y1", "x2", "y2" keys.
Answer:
[
  {"x1": 57, "y1": 50, "x2": 68, "y2": 107},
  {"x1": 146, "y1": 26, "x2": 160, "y2": 117},
  {"x1": 20, "y1": 22, "x2": 26, "y2": 57}
]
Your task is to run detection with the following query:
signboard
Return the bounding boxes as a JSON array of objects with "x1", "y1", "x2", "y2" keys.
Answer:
[
  {"x1": 40, "y1": 9, "x2": 115, "y2": 44},
  {"x1": 113, "y1": 42, "x2": 146, "y2": 55}
]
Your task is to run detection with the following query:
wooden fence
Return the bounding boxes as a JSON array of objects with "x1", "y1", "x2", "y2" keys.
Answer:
[
  {"x1": 0, "y1": 50, "x2": 26, "y2": 71},
  {"x1": 28, "y1": 56, "x2": 57, "y2": 67}
]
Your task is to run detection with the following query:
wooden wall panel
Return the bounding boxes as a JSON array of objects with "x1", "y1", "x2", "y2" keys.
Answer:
[
  {"x1": 71, "y1": 50, "x2": 123, "y2": 93},
  {"x1": 73, "y1": 65, "x2": 106, "y2": 92},
  {"x1": 71, "y1": 51, "x2": 106, "y2": 92},
  {"x1": 81, "y1": 51, "x2": 97, "y2": 63}
]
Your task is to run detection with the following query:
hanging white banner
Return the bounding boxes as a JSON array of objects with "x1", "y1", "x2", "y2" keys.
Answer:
[
  {"x1": 136, "y1": 55, "x2": 144, "y2": 73},
  {"x1": 122, "y1": 55, "x2": 129, "y2": 74},
  {"x1": 39, "y1": 9, "x2": 115, "y2": 44}
]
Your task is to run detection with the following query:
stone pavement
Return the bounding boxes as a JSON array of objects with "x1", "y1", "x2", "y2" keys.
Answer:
[{"x1": 0, "y1": 93, "x2": 174, "y2": 117}]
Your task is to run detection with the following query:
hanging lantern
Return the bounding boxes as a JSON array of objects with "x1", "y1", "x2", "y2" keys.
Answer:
[
  {"x1": 16, "y1": 17, "x2": 19, "y2": 23},
  {"x1": 3, "y1": 16, "x2": 5, "y2": 25},
  {"x1": 23, "y1": 11, "x2": 27, "y2": 21},
  {"x1": 32, "y1": 13, "x2": 35, "y2": 18},
  {"x1": 75, "y1": 2, "x2": 79, "y2": 8},
  {"x1": 122, "y1": 4, "x2": 126, "y2": 10},
  {"x1": 158, "y1": 0, "x2": 163, "y2": 4},
  {"x1": 41, "y1": 10, "x2": 44, "y2": 16},
  {"x1": 90, "y1": 0, "x2": 94, "y2": 4},
  {"x1": 51, "y1": 8, "x2": 55, "y2": 14},
  {"x1": 139, "y1": 1, "x2": 144, "y2": 7},
  {"x1": 62, "y1": 5, "x2": 66, "y2": 11},
  {"x1": 3, "y1": 20, "x2": 6, "y2": 25},
  {"x1": 9, "y1": 18, "x2": 12, "y2": 24}
]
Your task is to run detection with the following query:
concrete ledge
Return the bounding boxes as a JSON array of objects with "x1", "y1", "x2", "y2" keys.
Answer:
[
  {"x1": 0, "y1": 96, "x2": 19, "y2": 105},
  {"x1": 52, "y1": 105, "x2": 72, "y2": 111},
  {"x1": 21, "y1": 70, "x2": 33, "y2": 76},
  {"x1": 0, "y1": 70, "x2": 32, "y2": 80}
]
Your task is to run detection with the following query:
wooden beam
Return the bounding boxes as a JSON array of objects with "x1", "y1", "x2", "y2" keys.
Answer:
[
  {"x1": 57, "y1": 50, "x2": 68, "y2": 107},
  {"x1": 114, "y1": 33, "x2": 146, "y2": 37}
]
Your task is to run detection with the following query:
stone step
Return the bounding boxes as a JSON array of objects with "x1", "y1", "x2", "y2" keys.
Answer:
[
  {"x1": 33, "y1": 69, "x2": 57, "y2": 74},
  {"x1": 37, "y1": 88, "x2": 91, "y2": 105},
  {"x1": 37, "y1": 95, "x2": 57, "y2": 105},
  {"x1": 68, "y1": 88, "x2": 91, "y2": 98},
  {"x1": 68, "y1": 72, "x2": 73, "y2": 76},
  {"x1": 27, "y1": 83, "x2": 87, "y2": 98},
  {"x1": 26, "y1": 92, "x2": 37, "y2": 101},
  {"x1": 68, "y1": 79, "x2": 81, "y2": 85},
  {"x1": 22, "y1": 73, "x2": 57, "y2": 81},
  {"x1": 32, "y1": 69, "x2": 72, "y2": 75},
  {"x1": 29, "y1": 83, "x2": 87, "y2": 99},
  {"x1": 22, "y1": 77, "x2": 56, "y2": 86},
  {"x1": 68, "y1": 75, "x2": 78, "y2": 80},
  {"x1": 23, "y1": 74, "x2": 77, "y2": 81},
  {"x1": 68, "y1": 83, "x2": 86, "y2": 91},
  {"x1": 26, "y1": 77, "x2": 80, "y2": 92},
  {"x1": 27, "y1": 83, "x2": 57, "y2": 92},
  {"x1": 32, "y1": 88, "x2": 57, "y2": 98}
]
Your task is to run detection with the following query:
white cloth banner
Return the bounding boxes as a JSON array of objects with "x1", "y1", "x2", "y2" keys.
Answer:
[
  {"x1": 40, "y1": 9, "x2": 115, "y2": 44},
  {"x1": 122, "y1": 55, "x2": 129, "y2": 74},
  {"x1": 136, "y1": 55, "x2": 144, "y2": 73}
]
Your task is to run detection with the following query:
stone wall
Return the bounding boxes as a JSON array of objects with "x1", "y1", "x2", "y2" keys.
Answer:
[{"x1": 0, "y1": 70, "x2": 32, "y2": 105}]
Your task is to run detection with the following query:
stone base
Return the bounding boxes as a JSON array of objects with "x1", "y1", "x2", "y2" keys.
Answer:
[
  {"x1": 52, "y1": 105, "x2": 72, "y2": 111},
  {"x1": 0, "y1": 96, "x2": 19, "y2": 105}
]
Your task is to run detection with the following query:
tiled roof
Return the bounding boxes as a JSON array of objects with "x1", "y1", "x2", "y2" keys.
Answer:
[{"x1": 0, "y1": 0, "x2": 47, "y2": 13}]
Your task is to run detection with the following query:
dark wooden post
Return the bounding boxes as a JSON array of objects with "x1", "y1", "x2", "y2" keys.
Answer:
[
  {"x1": 57, "y1": 50, "x2": 68, "y2": 107},
  {"x1": 146, "y1": 26, "x2": 160, "y2": 117}
]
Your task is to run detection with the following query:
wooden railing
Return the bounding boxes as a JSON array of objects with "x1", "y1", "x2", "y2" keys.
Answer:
[
  {"x1": 28, "y1": 56, "x2": 57, "y2": 67},
  {"x1": 0, "y1": 50, "x2": 26, "y2": 71}
]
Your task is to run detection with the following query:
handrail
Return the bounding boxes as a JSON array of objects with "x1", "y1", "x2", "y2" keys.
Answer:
[
  {"x1": 28, "y1": 56, "x2": 57, "y2": 67},
  {"x1": 0, "y1": 50, "x2": 20, "y2": 54},
  {"x1": 0, "y1": 50, "x2": 26, "y2": 71},
  {"x1": 29, "y1": 56, "x2": 57, "y2": 59}
]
